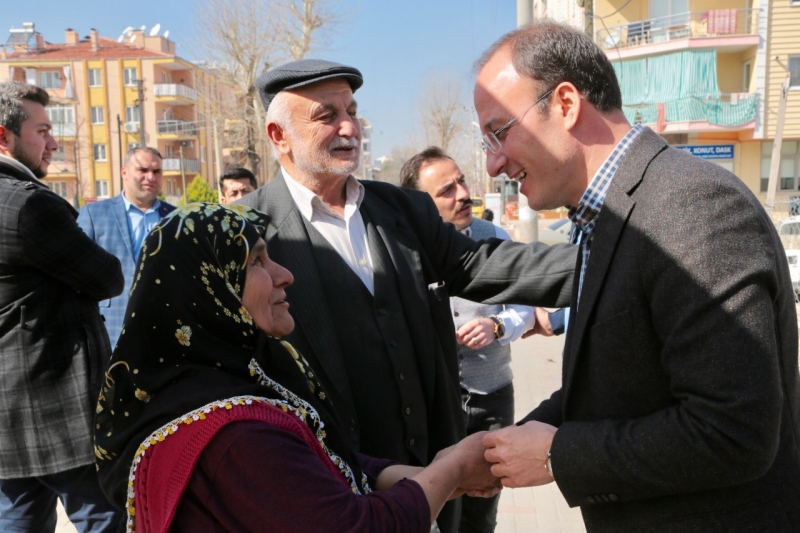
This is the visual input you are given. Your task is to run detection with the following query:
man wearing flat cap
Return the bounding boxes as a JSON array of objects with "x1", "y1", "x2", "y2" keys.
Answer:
[{"x1": 238, "y1": 59, "x2": 576, "y2": 532}]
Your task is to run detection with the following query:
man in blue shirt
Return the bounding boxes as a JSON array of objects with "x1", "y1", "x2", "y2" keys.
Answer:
[{"x1": 78, "y1": 147, "x2": 175, "y2": 348}]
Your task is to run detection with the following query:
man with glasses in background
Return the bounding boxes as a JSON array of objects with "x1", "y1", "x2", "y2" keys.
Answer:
[{"x1": 474, "y1": 21, "x2": 800, "y2": 533}]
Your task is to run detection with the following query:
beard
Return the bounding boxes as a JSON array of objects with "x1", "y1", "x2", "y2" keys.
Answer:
[
  {"x1": 291, "y1": 135, "x2": 360, "y2": 178},
  {"x1": 12, "y1": 143, "x2": 47, "y2": 179}
]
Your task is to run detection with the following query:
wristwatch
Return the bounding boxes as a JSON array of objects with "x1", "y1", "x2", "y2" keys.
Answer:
[
  {"x1": 545, "y1": 450, "x2": 554, "y2": 478},
  {"x1": 489, "y1": 315, "x2": 505, "y2": 339}
]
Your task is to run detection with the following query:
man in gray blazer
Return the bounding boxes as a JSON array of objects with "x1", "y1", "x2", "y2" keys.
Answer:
[
  {"x1": 0, "y1": 82, "x2": 124, "y2": 531},
  {"x1": 238, "y1": 59, "x2": 576, "y2": 533},
  {"x1": 474, "y1": 22, "x2": 800, "y2": 532}
]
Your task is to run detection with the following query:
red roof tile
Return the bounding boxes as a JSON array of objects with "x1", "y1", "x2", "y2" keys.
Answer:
[{"x1": 4, "y1": 37, "x2": 173, "y2": 61}]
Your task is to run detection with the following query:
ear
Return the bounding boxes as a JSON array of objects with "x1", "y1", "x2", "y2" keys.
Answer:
[
  {"x1": 0, "y1": 124, "x2": 15, "y2": 155},
  {"x1": 554, "y1": 82, "x2": 582, "y2": 132},
  {"x1": 266, "y1": 122, "x2": 292, "y2": 156}
]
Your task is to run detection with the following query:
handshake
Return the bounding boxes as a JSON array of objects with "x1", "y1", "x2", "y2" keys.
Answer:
[{"x1": 431, "y1": 420, "x2": 560, "y2": 499}]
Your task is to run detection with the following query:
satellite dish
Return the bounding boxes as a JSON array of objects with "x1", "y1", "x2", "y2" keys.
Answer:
[
  {"x1": 129, "y1": 34, "x2": 137, "y2": 43},
  {"x1": 123, "y1": 26, "x2": 133, "y2": 35},
  {"x1": 117, "y1": 35, "x2": 124, "y2": 42},
  {"x1": 163, "y1": 30, "x2": 170, "y2": 39},
  {"x1": 140, "y1": 25, "x2": 146, "y2": 31},
  {"x1": 149, "y1": 23, "x2": 161, "y2": 37}
]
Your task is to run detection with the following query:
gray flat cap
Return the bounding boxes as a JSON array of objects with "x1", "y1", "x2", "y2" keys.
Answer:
[{"x1": 256, "y1": 59, "x2": 363, "y2": 111}]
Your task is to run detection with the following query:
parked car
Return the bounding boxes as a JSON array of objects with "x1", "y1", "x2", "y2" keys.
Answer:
[
  {"x1": 471, "y1": 198, "x2": 485, "y2": 220},
  {"x1": 786, "y1": 249, "x2": 800, "y2": 297}
]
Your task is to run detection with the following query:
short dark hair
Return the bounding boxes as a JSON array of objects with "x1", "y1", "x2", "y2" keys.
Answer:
[
  {"x1": 123, "y1": 146, "x2": 162, "y2": 167},
  {"x1": 399, "y1": 147, "x2": 454, "y2": 190},
  {"x1": 0, "y1": 82, "x2": 50, "y2": 136},
  {"x1": 475, "y1": 21, "x2": 622, "y2": 113},
  {"x1": 219, "y1": 167, "x2": 257, "y2": 192}
]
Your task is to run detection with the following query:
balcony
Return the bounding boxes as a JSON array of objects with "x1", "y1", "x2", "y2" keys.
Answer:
[
  {"x1": 596, "y1": 8, "x2": 759, "y2": 60},
  {"x1": 50, "y1": 122, "x2": 77, "y2": 138},
  {"x1": 154, "y1": 83, "x2": 197, "y2": 104},
  {"x1": 162, "y1": 158, "x2": 201, "y2": 173},
  {"x1": 156, "y1": 120, "x2": 197, "y2": 139}
]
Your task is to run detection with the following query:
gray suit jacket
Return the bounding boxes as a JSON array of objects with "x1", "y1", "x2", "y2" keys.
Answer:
[
  {"x1": 0, "y1": 162, "x2": 124, "y2": 478},
  {"x1": 523, "y1": 128, "x2": 800, "y2": 532}
]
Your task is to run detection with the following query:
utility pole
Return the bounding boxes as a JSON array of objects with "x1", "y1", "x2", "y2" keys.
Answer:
[
  {"x1": 516, "y1": 0, "x2": 539, "y2": 243},
  {"x1": 135, "y1": 78, "x2": 146, "y2": 146},
  {"x1": 179, "y1": 142, "x2": 187, "y2": 205},
  {"x1": 766, "y1": 61, "x2": 791, "y2": 215},
  {"x1": 212, "y1": 117, "x2": 222, "y2": 180},
  {"x1": 116, "y1": 114, "x2": 124, "y2": 194}
]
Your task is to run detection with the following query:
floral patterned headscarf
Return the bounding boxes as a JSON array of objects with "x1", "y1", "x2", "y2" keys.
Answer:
[{"x1": 94, "y1": 203, "x2": 366, "y2": 509}]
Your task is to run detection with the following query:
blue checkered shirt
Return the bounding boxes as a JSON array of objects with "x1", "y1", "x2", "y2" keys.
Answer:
[{"x1": 568, "y1": 124, "x2": 643, "y2": 305}]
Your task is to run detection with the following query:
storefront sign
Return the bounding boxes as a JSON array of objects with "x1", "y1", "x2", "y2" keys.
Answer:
[{"x1": 675, "y1": 144, "x2": 734, "y2": 160}]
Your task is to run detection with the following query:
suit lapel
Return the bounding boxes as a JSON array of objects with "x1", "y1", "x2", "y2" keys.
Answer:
[
  {"x1": 562, "y1": 129, "x2": 668, "y2": 405},
  {"x1": 262, "y1": 178, "x2": 356, "y2": 417},
  {"x1": 112, "y1": 195, "x2": 135, "y2": 262}
]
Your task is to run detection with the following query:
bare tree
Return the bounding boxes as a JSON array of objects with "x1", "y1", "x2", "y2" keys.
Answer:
[
  {"x1": 417, "y1": 71, "x2": 469, "y2": 156},
  {"x1": 196, "y1": 0, "x2": 346, "y2": 183}
]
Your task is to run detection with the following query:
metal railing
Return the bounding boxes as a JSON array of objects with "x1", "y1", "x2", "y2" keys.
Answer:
[
  {"x1": 596, "y1": 8, "x2": 759, "y2": 50},
  {"x1": 154, "y1": 83, "x2": 197, "y2": 101},
  {"x1": 162, "y1": 158, "x2": 200, "y2": 172},
  {"x1": 156, "y1": 120, "x2": 197, "y2": 137}
]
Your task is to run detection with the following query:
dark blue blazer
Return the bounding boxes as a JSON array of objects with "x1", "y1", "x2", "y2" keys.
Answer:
[{"x1": 78, "y1": 195, "x2": 174, "y2": 348}]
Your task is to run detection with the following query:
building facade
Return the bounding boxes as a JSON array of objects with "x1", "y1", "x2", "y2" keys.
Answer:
[
  {"x1": 0, "y1": 23, "x2": 234, "y2": 206},
  {"x1": 584, "y1": 0, "x2": 800, "y2": 210}
]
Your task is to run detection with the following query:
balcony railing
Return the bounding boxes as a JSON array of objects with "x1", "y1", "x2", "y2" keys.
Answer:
[
  {"x1": 156, "y1": 120, "x2": 197, "y2": 137},
  {"x1": 162, "y1": 158, "x2": 201, "y2": 172},
  {"x1": 50, "y1": 122, "x2": 77, "y2": 137},
  {"x1": 154, "y1": 84, "x2": 197, "y2": 101},
  {"x1": 596, "y1": 8, "x2": 758, "y2": 50},
  {"x1": 623, "y1": 92, "x2": 757, "y2": 129}
]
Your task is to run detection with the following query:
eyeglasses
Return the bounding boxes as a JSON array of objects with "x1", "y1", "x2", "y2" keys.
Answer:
[{"x1": 480, "y1": 87, "x2": 554, "y2": 154}]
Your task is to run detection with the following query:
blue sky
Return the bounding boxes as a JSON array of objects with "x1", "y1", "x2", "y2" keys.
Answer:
[{"x1": 1, "y1": 0, "x2": 517, "y2": 158}]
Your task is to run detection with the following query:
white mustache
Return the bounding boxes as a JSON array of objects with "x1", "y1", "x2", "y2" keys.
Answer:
[{"x1": 329, "y1": 137, "x2": 359, "y2": 150}]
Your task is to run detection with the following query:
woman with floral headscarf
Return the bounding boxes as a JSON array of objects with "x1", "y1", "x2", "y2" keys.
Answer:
[{"x1": 94, "y1": 203, "x2": 498, "y2": 533}]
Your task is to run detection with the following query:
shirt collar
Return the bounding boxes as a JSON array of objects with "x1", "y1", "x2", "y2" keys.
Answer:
[
  {"x1": 0, "y1": 153, "x2": 47, "y2": 186},
  {"x1": 567, "y1": 124, "x2": 643, "y2": 241},
  {"x1": 122, "y1": 191, "x2": 161, "y2": 213},
  {"x1": 281, "y1": 166, "x2": 364, "y2": 220}
]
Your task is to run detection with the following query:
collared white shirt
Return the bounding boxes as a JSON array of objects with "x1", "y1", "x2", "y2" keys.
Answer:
[
  {"x1": 0, "y1": 154, "x2": 47, "y2": 187},
  {"x1": 282, "y1": 168, "x2": 375, "y2": 294}
]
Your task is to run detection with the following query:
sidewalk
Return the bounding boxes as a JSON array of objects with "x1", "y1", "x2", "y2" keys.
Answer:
[{"x1": 494, "y1": 333, "x2": 586, "y2": 533}]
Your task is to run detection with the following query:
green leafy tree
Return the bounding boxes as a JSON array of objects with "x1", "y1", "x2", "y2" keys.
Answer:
[{"x1": 181, "y1": 176, "x2": 219, "y2": 206}]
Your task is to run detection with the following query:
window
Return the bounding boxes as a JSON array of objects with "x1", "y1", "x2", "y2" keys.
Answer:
[
  {"x1": 95, "y1": 180, "x2": 109, "y2": 198},
  {"x1": 46, "y1": 105, "x2": 74, "y2": 125},
  {"x1": 88, "y1": 68, "x2": 102, "y2": 87},
  {"x1": 38, "y1": 71, "x2": 61, "y2": 89},
  {"x1": 743, "y1": 61, "x2": 752, "y2": 92},
  {"x1": 790, "y1": 56, "x2": 800, "y2": 88},
  {"x1": 127, "y1": 142, "x2": 139, "y2": 153},
  {"x1": 161, "y1": 71, "x2": 171, "y2": 83},
  {"x1": 163, "y1": 144, "x2": 174, "y2": 158},
  {"x1": 50, "y1": 181, "x2": 69, "y2": 198},
  {"x1": 123, "y1": 67, "x2": 138, "y2": 86},
  {"x1": 761, "y1": 141, "x2": 799, "y2": 192},
  {"x1": 93, "y1": 143, "x2": 107, "y2": 162},
  {"x1": 90, "y1": 106, "x2": 104, "y2": 125},
  {"x1": 125, "y1": 105, "x2": 141, "y2": 123},
  {"x1": 166, "y1": 179, "x2": 176, "y2": 196}
]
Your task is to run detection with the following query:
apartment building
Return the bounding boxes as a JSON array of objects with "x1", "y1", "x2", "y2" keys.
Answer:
[
  {"x1": 0, "y1": 23, "x2": 234, "y2": 205},
  {"x1": 580, "y1": 0, "x2": 800, "y2": 208}
]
